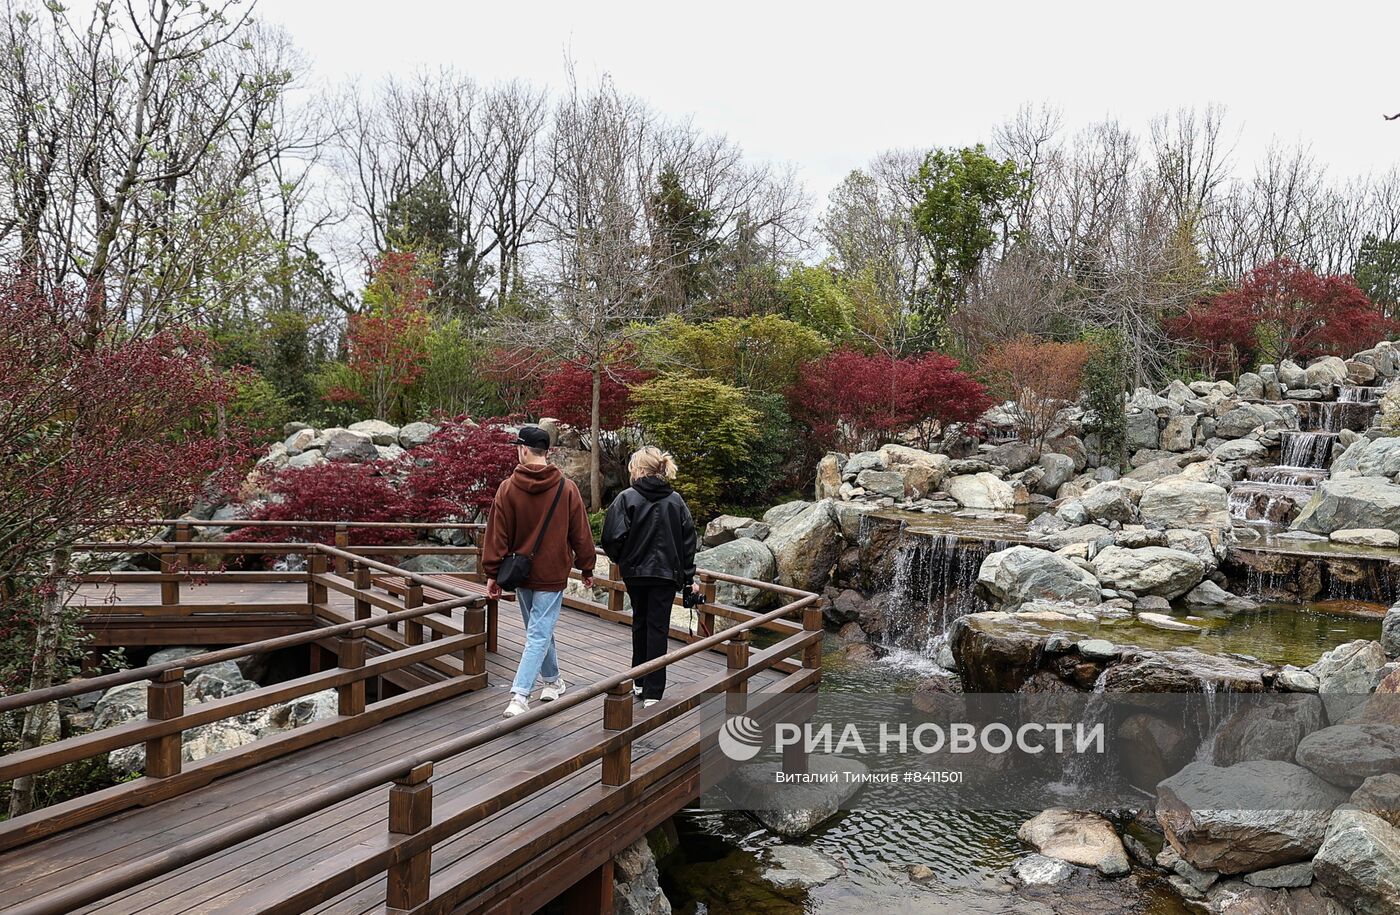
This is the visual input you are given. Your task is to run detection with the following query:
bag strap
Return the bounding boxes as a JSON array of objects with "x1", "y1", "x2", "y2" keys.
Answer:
[{"x1": 528, "y1": 480, "x2": 567, "y2": 558}]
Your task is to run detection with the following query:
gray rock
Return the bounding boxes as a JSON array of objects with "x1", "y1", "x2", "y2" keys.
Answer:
[
  {"x1": 1243, "y1": 861, "x2": 1314, "y2": 889},
  {"x1": 1313, "y1": 806, "x2": 1400, "y2": 915},
  {"x1": 1213, "y1": 694, "x2": 1325, "y2": 766},
  {"x1": 763, "y1": 845, "x2": 841, "y2": 888},
  {"x1": 1160, "y1": 414, "x2": 1197, "y2": 452},
  {"x1": 1211, "y1": 438, "x2": 1269, "y2": 465},
  {"x1": 1156, "y1": 760, "x2": 1348, "y2": 874},
  {"x1": 764, "y1": 500, "x2": 842, "y2": 592},
  {"x1": 1330, "y1": 436, "x2": 1400, "y2": 478},
  {"x1": 1017, "y1": 808, "x2": 1130, "y2": 876},
  {"x1": 842, "y1": 450, "x2": 887, "y2": 479},
  {"x1": 733, "y1": 755, "x2": 865, "y2": 837},
  {"x1": 987, "y1": 441, "x2": 1040, "y2": 473},
  {"x1": 1236, "y1": 372, "x2": 1265, "y2": 400},
  {"x1": 1280, "y1": 359, "x2": 1308, "y2": 388},
  {"x1": 1296, "y1": 723, "x2": 1400, "y2": 789},
  {"x1": 1126, "y1": 410, "x2": 1162, "y2": 451},
  {"x1": 693, "y1": 539, "x2": 777, "y2": 608},
  {"x1": 855, "y1": 469, "x2": 906, "y2": 498},
  {"x1": 286, "y1": 449, "x2": 327, "y2": 470},
  {"x1": 1385, "y1": 607, "x2": 1400, "y2": 659},
  {"x1": 1217, "y1": 403, "x2": 1289, "y2": 439},
  {"x1": 1092, "y1": 545, "x2": 1206, "y2": 599},
  {"x1": 977, "y1": 546, "x2": 1102, "y2": 610},
  {"x1": 1183, "y1": 580, "x2": 1258, "y2": 612},
  {"x1": 1035, "y1": 453, "x2": 1077, "y2": 496},
  {"x1": 348, "y1": 419, "x2": 399, "y2": 445},
  {"x1": 399, "y1": 553, "x2": 477, "y2": 574},
  {"x1": 283, "y1": 427, "x2": 316, "y2": 454},
  {"x1": 945, "y1": 472, "x2": 1016, "y2": 510},
  {"x1": 1332, "y1": 528, "x2": 1400, "y2": 548},
  {"x1": 1351, "y1": 773, "x2": 1400, "y2": 828},
  {"x1": 1077, "y1": 638, "x2": 1119, "y2": 660},
  {"x1": 397, "y1": 421, "x2": 438, "y2": 449},
  {"x1": 703, "y1": 514, "x2": 756, "y2": 547},
  {"x1": 815, "y1": 452, "x2": 845, "y2": 500},
  {"x1": 735, "y1": 522, "x2": 771, "y2": 541},
  {"x1": 762, "y1": 501, "x2": 811, "y2": 527},
  {"x1": 1310, "y1": 640, "x2": 1388, "y2": 723},
  {"x1": 1306, "y1": 356, "x2": 1350, "y2": 387},
  {"x1": 1279, "y1": 666, "x2": 1322, "y2": 693},
  {"x1": 1138, "y1": 479, "x2": 1230, "y2": 531},
  {"x1": 613, "y1": 836, "x2": 673, "y2": 915},
  {"x1": 322, "y1": 428, "x2": 379, "y2": 462},
  {"x1": 1008, "y1": 854, "x2": 1075, "y2": 885},
  {"x1": 1080, "y1": 482, "x2": 1139, "y2": 524}
]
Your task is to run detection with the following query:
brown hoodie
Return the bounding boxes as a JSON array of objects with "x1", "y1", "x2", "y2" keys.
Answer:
[{"x1": 481, "y1": 463, "x2": 597, "y2": 591}]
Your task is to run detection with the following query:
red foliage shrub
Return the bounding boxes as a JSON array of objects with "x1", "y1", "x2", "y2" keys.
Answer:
[
  {"x1": 343, "y1": 251, "x2": 434, "y2": 419},
  {"x1": 230, "y1": 460, "x2": 415, "y2": 545},
  {"x1": 403, "y1": 418, "x2": 518, "y2": 520},
  {"x1": 0, "y1": 272, "x2": 250, "y2": 586},
  {"x1": 788, "y1": 349, "x2": 992, "y2": 452},
  {"x1": 1166, "y1": 259, "x2": 1396, "y2": 375},
  {"x1": 527, "y1": 360, "x2": 652, "y2": 440}
]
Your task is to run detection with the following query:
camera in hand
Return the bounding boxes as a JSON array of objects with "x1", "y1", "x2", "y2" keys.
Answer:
[{"x1": 682, "y1": 585, "x2": 704, "y2": 609}]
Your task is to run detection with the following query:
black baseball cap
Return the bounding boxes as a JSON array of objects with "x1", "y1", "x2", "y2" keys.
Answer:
[{"x1": 512, "y1": 425, "x2": 551, "y2": 449}]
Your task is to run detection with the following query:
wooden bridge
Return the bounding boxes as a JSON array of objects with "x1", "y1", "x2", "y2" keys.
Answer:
[{"x1": 0, "y1": 521, "x2": 822, "y2": 914}]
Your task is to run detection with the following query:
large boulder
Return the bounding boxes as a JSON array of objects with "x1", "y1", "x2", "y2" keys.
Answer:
[
  {"x1": 986, "y1": 441, "x2": 1039, "y2": 473},
  {"x1": 1306, "y1": 356, "x2": 1350, "y2": 388},
  {"x1": 1296, "y1": 723, "x2": 1400, "y2": 789},
  {"x1": 1293, "y1": 477, "x2": 1400, "y2": 535},
  {"x1": 1279, "y1": 359, "x2": 1309, "y2": 388},
  {"x1": 762, "y1": 501, "x2": 811, "y2": 528},
  {"x1": 764, "y1": 500, "x2": 842, "y2": 592},
  {"x1": 1310, "y1": 640, "x2": 1388, "y2": 723},
  {"x1": 815, "y1": 453, "x2": 845, "y2": 500},
  {"x1": 347, "y1": 419, "x2": 399, "y2": 445},
  {"x1": 945, "y1": 472, "x2": 1015, "y2": 511},
  {"x1": 1313, "y1": 807, "x2": 1400, "y2": 915},
  {"x1": 1017, "y1": 808, "x2": 1130, "y2": 876},
  {"x1": 1080, "y1": 482, "x2": 1139, "y2": 524},
  {"x1": 976, "y1": 545, "x2": 1101, "y2": 610},
  {"x1": 321, "y1": 428, "x2": 379, "y2": 462},
  {"x1": 1138, "y1": 479, "x2": 1230, "y2": 530},
  {"x1": 879, "y1": 444, "x2": 950, "y2": 493},
  {"x1": 1212, "y1": 694, "x2": 1325, "y2": 767},
  {"x1": 1160, "y1": 414, "x2": 1197, "y2": 452},
  {"x1": 694, "y1": 539, "x2": 777, "y2": 608},
  {"x1": 1216, "y1": 403, "x2": 1288, "y2": 439},
  {"x1": 1156, "y1": 760, "x2": 1348, "y2": 874},
  {"x1": 1102, "y1": 648, "x2": 1270, "y2": 694},
  {"x1": 949, "y1": 612, "x2": 1053, "y2": 692},
  {"x1": 1091, "y1": 545, "x2": 1205, "y2": 599},
  {"x1": 855, "y1": 469, "x2": 905, "y2": 498},
  {"x1": 1330, "y1": 436, "x2": 1400, "y2": 477},
  {"x1": 397, "y1": 421, "x2": 439, "y2": 449},
  {"x1": 1126, "y1": 411, "x2": 1161, "y2": 451},
  {"x1": 703, "y1": 514, "x2": 758, "y2": 547},
  {"x1": 1035, "y1": 453, "x2": 1076, "y2": 496},
  {"x1": 613, "y1": 837, "x2": 673, "y2": 915}
]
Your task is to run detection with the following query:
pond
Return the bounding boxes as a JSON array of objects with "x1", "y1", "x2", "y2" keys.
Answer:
[{"x1": 659, "y1": 648, "x2": 1195, "y2": 915}]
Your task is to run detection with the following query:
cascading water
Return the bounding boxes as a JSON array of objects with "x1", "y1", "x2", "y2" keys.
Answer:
[
  {"x1": 883, "y1": 531, "x2": 1007, "y2": 656},
  {"x1": 1279, "y1": 431, "x2": 1336, "y2": 469}
]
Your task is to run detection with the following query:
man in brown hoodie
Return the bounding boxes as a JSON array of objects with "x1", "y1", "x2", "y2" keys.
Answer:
[{"x1": 482, "y1": 425, "x2": 597, "y2": 717}]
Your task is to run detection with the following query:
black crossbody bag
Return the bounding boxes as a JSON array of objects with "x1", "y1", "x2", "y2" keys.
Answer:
[{"x1": 496, "y1": 480, "x2": 566, "y2": 591}]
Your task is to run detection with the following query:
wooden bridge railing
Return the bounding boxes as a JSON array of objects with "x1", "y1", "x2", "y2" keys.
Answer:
[
  {"x1": 6, "y1": 573, "x2": 820, "y2": 915},
  {"x1": 0, "y1": 546, "x2": 494, "y2": 852}
]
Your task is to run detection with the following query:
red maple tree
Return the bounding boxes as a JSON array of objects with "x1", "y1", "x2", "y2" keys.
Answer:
[
  {"x1": 402, "y1": 418, "x2": 518, "y2": 520},
  {"x1": 338, "y1": 251, "x2": 434, "y2": 420},
  {"x1": 789, "y1": 349, "x2": 992, "y2": 452},
  {"x1": 1167, "y1": 259, "x2": 1396, "y2": 375},
  {"x1": 228, "y1": 460, "x2": 416, "y2": 546},
  {"x1": 527, "y1": 359, "x2": 652, "y2": 444}
]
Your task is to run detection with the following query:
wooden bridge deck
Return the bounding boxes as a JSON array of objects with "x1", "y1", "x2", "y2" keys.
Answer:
[{"x1": 3, "y1": 561, "x2": 815, "y2": 914}]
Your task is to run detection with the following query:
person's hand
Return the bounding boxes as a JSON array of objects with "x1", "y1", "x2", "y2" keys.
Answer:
[
  {"x1": 581, "y1": 573, "x2": 595, "y2": 589},
  {"x1": 690, "y1": 583, "x2": 702, "y2": 596},
  {"x1": 486, "y1": 578, "x2": 501, "y2": 600}
]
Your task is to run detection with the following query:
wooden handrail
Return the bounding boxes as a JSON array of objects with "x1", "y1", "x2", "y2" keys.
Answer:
[
  {"x1": 8, "y1": 592, "x2": 818, "y2": 915},
  {"x1": 0, "y1": 576, "x2": 485, "y2": 715},
  {"x1": 88, "y1": 518, "x2": 487, "y2": 531}
]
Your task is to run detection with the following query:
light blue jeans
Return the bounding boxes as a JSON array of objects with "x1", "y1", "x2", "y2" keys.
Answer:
[{"x1": 511, "y1": 588, "x2": 563, "y2": 697}]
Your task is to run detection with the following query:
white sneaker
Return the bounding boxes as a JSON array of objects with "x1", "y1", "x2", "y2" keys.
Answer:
[
  {"x1": 540, "y1": 678, "x2": 566, "y2": 702},
  {"x1": 633, "y1": 685, "x2": 644, "y2": 699},
  {"x1": 503, "y1": 695, "x2": 529, "y2": 718},
  {"x1": 643, "y1": 699, "x2": 659, "y2": 708}
]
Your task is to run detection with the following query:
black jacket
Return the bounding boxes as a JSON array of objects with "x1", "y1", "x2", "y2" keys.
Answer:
[{"x1": 601, "y1": 476, "x2": 698, "y2": 586}]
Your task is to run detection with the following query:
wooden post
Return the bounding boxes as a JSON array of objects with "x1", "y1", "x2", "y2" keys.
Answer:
[
  {"x1": 726, "y1": 631, "x2": 751, "y2": 715},
  {"x1": 602, "y1": 680, "x2": 633, "y2": 787},
  {"x1": 387, "y1": 762, "x2": 434, "y2": 910},
  {"x1": 403, "y1": 582, "x2": 423, "y2": 643},
  {"x1": 353, "y1": 562, "x2": 372, "y2": 622},
  {"x1": 607, "y1": 559, "x2": 625, "y2": 617},
  {"x1": 145, "y1": 668, "x2": 184, "y2": 778},
  {"x1": 461, "y1": 607, "x2": 487, "y2": 678},
  {"x1": 802, "y1": 605, "x2": 823, "y2": 672},
  {"x1": 559, "y1": 858, "x2": 615, "y2": 914},
  {"x1": 698, "y1": 575, "x2": 717, "y2": 637},
  {"x1": 338, "y1": 627, "x2": 366, "y2": 715},
  {"x1": 333, "y1": 524, "x2": 350, "y2": 573},
  {"x1": 174, "y1": 522, "x2": 192, "y2": 544},
  {"x1": 307, "y1": 551, "x2": 328, "y2": 610},
  {"x1": 159, "y1": 546, "x2": 179, "y2": 607}
]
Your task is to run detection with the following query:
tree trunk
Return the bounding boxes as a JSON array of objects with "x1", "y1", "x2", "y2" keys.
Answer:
[
  {"x1": 7, "y1": 548, "x2": 69, "y2": 818},
  {"x1": 589, "y1": 363, "x2": 602, "y2": 511}
]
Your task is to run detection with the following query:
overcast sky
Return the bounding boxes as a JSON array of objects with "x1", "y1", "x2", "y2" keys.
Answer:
[{"x1": 259, "y1": 0, "x2": 1399, "y2": 205}]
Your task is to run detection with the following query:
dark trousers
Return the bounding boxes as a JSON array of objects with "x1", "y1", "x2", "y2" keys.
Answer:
[{"x1": 626, "y1": 578, "x2": 677, "y2": 700}]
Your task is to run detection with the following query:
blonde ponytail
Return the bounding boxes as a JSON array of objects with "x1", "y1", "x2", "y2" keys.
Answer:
[{"x1": 629, "y1": 445, "x2": 678, "y2": 481}]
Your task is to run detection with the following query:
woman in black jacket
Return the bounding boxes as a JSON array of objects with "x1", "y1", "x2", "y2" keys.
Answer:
[{"x1": 601, "y1": 446, "x2": 699, "y2": 707}]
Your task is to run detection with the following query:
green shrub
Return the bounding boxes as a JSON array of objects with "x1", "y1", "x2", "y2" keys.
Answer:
[
  {"x1": 638, "y1": 314, "x2": 830, "y2": 395},
  {"x1": 629, "y1": 375, "x2": 760, "y2": 518},
  {"x1": 1081, "y1": 328, "x2": 1128, "y2": 470}
]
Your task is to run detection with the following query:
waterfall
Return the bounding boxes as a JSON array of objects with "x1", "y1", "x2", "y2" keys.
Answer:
[
  {"x1": 883, "y1": 532, "x2": 1006, "y2": 656},
  {"x1": 1338, "y1": 385, "x2": 1381, "y2": 403},
  {"x1": 1279, "y1": 431, "x2": 1335, "y2": 469}
]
